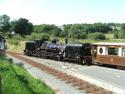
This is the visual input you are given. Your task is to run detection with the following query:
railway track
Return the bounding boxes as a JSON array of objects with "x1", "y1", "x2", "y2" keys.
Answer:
[{"x1": 7, "y1": 51, "x2": 113, "y2": 94}]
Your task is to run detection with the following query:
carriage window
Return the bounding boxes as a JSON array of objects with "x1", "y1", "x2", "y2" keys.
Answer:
[
  {"x1": 99, "y1": 48, "x2": 103, "y2": 54},
  {"x1": 122, "y1": 48, "x2": 125, "y2": 56},
  {"x1": 108, "y1": 48, "x2": 118, "y2": 55}
]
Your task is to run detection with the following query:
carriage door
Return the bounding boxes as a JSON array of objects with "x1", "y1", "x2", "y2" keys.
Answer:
[{"x1": 92, "y1": 45, "x2": 97, "y2": 61}]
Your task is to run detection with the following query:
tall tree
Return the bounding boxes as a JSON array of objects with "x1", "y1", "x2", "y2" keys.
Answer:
[
  {"x1": 93, "y1": 23, "x2": 113, "y2": 33},
  {"x1": 0, "y1": 14, "x2": 10, "y2": 32},
  {"x1": 121, "y1": 23, "x2": 125, "y2": 31},
  {"x1": 11, "y1": 18, "x2": 33, "y2": 35},
  {"x1": 33, "y1": 24, "x2": 62, "y2": 37}
]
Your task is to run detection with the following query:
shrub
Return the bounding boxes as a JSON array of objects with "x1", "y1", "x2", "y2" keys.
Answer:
[
  {"x1": 27, "y1": 32, "x2": 50, "y2": 40},
  {"x1": 8, "y1": 39, "x2": 20, "y2": 45},
  {"x1": 41, "y1": 33, "x2": 50, "y2": 39},
  {"x1": 114, "y1": 30, "x2": 125, "y2": 39},
  {"x1": 79, "y1": 32, "x2": 87, "y2": 39},
  {"x1": 88, "y1": 32, "x2": 106, "y2": 40},
  {"x1": 7, "y1": 34, "x2": 25, "y2": 41},
  {"x1": 60, "y1": 31, "x2": 66, "y2": 38}
]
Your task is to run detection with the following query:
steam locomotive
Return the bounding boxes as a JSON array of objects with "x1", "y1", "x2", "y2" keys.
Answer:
[{"x1": 24, "y1": 39, "x2": 92, "y2": 65}]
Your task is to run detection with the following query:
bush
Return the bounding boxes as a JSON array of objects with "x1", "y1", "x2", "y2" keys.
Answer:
[
  {"x1": 60, "y1": 31, "x2": 66, "y2": 38},
  {"x1": 27, "y1": 32, "x2": 50, "y2": 40},
  {"x1": 7, "y1": 34, "x2": 25, "y2": 41},
  {"x1": 79, "y1": 32, "x2": 87, "y2": 39},
  {"x1": 88, "y1": 32, "x2": 106, "y2": 40},
  {"x1": 70, "y1": 32, "x2": 87, "y2": 39},
  {"x1": 41, "y1": 33, "x2": 50, "y2": 39},
  {"x1": 14, "y1": 34, "x2": 23, "y2": 40},
  {"x1": 8, "y1": 39, "x2": 20, "y2": 45},
  {"x1": 114, "y1": 30, "x2": 125, "y2": 39}
]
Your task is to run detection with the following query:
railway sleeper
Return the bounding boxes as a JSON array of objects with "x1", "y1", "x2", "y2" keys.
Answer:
[{"x1": 7, "y1": 52, "x2": 113, "y2": 94}]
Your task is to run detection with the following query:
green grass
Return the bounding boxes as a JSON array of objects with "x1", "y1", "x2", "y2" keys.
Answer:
[
  {"x1": 7, "y1": 34, "x2": 125, "y2": 53},
  {"x1": 7, "y1": 39, "x2": 20, "y2": 46},
  {"x1": 0, "y1": 57, "x2": 55, "y2": 94},
  {"x1": 105, "y1": 34, "x2": 114, "y2": 39},
  {"x1": 7, "y1": 41, "x2": 26, "y2": 53}
]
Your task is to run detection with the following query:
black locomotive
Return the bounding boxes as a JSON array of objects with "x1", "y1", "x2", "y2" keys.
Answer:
[
  {"x1": 64, "y1": 43, "x2": 92, "y2": 65},
  {"x1": 24, "y1": 39, "x2": 92, "y2": 65},
  {"x1": 24, "y1": 39, "x2": 48, "y2": 56}
]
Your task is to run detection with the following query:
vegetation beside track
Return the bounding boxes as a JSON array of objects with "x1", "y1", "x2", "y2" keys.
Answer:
[
  {"x1": 6, "y1": 33, "x2": 125, "y2": 53},
  {"x1": 0, "y1": 57, "x2": 55, "y2": 94},
  {"x1": 7, "y1": 40, "x2": 25, "y2": 53}
]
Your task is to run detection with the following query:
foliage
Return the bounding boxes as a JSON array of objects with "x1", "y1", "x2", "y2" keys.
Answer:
[
  {"x1": 92, "y1": 23, "x2": 113, "y2": 33},
  {"x1": 27, "y1": 32, "x2": 50, "y2": 41},
  {"x1": 2, "y1": 14, "x2": 125, "y2": 40},
  {"x1": 0, "y1": 14, "x2": 10, "y2": 32},
  {"x1": 88, "y1": 32, "x2": 106, "y2": 40},
  {"x1": 105, "y1": 34, "x2": 114, "y2": 39},
  {"x1": 59, "y1": 31, "x2": 66, "y2": 37},
  {"x1": 114, "y1": 30, "x2": 125, "y2": 39},
  {"x1": 11, "y1": 18, "x2": 33, "y2": 35},
  {"x1": 113, "y1": 25, "x2": 125, "y2": 39},
  {"x1": 8, "y1": 39, "x2": 20, "y2": 45},
  {"x1": 121, "y1": 23, "x2": 125, "y2": 31},
  {"x1": 62, "y1": 23, "x2": 112, "y2": 39},
  {"x1": 33, "y1": 24, "x2": 62, "y2": 37},
  {"x1": 79, "y1": 32, "x2": 87, "y2": 39},
  {"x1": 7, "y1": 34, "x2": 25, "y2": 45},
  {"x1": 41, "y1": 33, "x2": 50, "y2": 39},
  {"x1": 0, "y1": 57, "x2": 55, "y2": 94},
  {"x1": 7, "y1": 41, "x2": 26, "y2": 53}
]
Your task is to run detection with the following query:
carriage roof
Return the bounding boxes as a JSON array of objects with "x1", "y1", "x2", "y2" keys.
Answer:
[{"x1": 92, "y1": 42, "x2": 125, "y2": 46}]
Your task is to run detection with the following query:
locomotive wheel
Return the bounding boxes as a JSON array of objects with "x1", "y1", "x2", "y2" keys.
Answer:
[
  {"x1": 44, "y1": 56, "x2": 48, "y2": 59},
  {"x1": 86, "y1": 62, "x2": 91, "y2": 66},
  {"x1": 117, "y1": 66, "x2": 125, "y2": 70},
  {"x1": 57, "y1": 56, "x2": 60, "y2": 61},
  {"x1": 82, "y1": 60, "x2": 86, "y2": 65},
  {"x1": 58, "y1": 56, "x2": 63, "y2": 61},
  {"x1": 79, "y1": 59, "x2": 86, "y2": 65}
]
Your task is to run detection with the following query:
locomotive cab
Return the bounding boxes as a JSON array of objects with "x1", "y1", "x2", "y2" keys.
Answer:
[
  {"x1": 34, "y1": 39, "x2": 48, "y2": 48},
  {"x1": 34, "y1": 39, "x2": 42, "y2": 48},
  {"x1": 64, "y1": 43, "x2": 92, "y2": 65}
]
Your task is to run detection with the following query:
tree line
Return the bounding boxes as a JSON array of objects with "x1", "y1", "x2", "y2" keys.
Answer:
[{"x1": 1, "y1": 14, "x2": 125, "y2": 40}]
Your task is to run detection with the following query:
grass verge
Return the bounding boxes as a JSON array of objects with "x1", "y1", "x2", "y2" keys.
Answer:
[{"x1": 0, "y1": 57, "x2": 55, "y2": 94}]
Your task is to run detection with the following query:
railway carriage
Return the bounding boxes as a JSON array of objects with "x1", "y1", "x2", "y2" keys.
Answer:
[
  {"x1": 92, "y1": 42, "x2": 125, "y2": 67},
  {"x1": 0, "y1": 35, "x2": 6, "y2": 56}
]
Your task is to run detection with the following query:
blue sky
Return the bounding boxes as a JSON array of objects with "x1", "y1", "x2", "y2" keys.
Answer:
[{"x1": 0, "y1": 0, "x2": 125, "y2": 25}]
